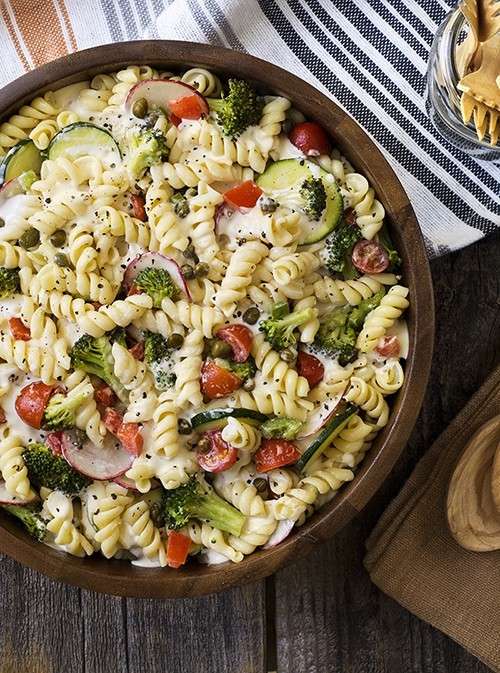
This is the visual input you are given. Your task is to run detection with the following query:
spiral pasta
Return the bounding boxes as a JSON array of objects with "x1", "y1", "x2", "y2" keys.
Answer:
[
  {"x1": 43, "y1": 491, "x2": 93, "y2": 557},
  {"x1": 251, "y1": 334, "x2": 310, "y2": 397},
  {"x1": 121, "y1": 499, "x2": 167, "y2": 566},
  {"x1": 112, "y1": 343, "x2": 158, "y2": 422},
  {"x1": 82, "y1": 482, "x2": 133, "y2": 559},
  {"x1": 0, "y1": 93, "x2": 59, "y2": 154},
  {"x1": 220, "y1": 418, "x2": 262, "y2": 452},
  {"x1": 0, "y1": 425, "x2": 34, "y2": 499},
  {"x1": 174, "y1": 330, "x2": 203, "y2": 408},
  {"x1": 344, "y1": 377, "x2": 389, "y2": 428},
  {"x1": 151, "y1": 391, "x2": 181, "y2": 457},
  {"x1": 312, "y1": 274, "x2": 397, "y2": 306},
  {"x1": 63, "y1": 370, "x2": 106, "y2": 446},
  {"x1": 215, "y1": 240, "x2": 269, "y2": 316},
  {"x1": 356, "y1": 285, "x2": 410, "y2": 353}
]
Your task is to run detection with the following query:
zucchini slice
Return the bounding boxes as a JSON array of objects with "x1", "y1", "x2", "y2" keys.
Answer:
[
  {"x1": 191, "y1": 408, "x2": 268, "y2": 432},
  {"x1": 47, "y1": 122, "x2": 121, "y2": 164},
  {"x1": 295, "y1": 404, "x2": 357, "y2": 473},
  {"x1": 256, "y1": 158, "x2": 343, "y2": 245},
  {"x1": 0, "y1": 140, "x2": 42, "y2": 185}
]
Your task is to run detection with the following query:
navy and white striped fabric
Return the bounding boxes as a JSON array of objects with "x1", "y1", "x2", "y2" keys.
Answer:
[{"x1": 152, "y1": 0, "x2": 500, "y2": 257}]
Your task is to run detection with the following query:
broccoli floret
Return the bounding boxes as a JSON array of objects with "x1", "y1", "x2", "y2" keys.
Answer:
[
  {"x1": 154, "y1": 371, "x2": 176, "y2": 390},
  {"x1": 377, "y1": 224, "x2": 402, "y2": 272},
  {"x1": 135, "y1": 267, "x2": 180, "y2": 308},
  {"x1": 2, "y1": 503, "x2": 46, "y2": 541},
  {"x1": 261, "y1": 417, "x2": 303, "y2": 440},
  {"x1": 43, "y1": 389, "x2": 90, "y2": 431},
  {"x1": 300, "y1": 177, "x2": 327, "y2": 221},
  {"x1": 127, "y1": 128, "x2": 168, "y2": 178},
  {"x1": 325, "y1": 218, "x2": 362, "y2": 276},
  {"x1": 170, "y1": 192, "x2": 190, "y2": 218},
  {"x1": 259, "y1": 306, "x2": 315, "y2": 351},
  {"x1": 208, "y1": 79, "x2": 263, "y2": 139},
  {"x1": 228, "y1": 356, "x2": 256, "y2": 382},
  {"x1": 23, "y1": 443, "x2": 90, "y2": 495},
  {"x1": 109, "y1": 327, "x2": 127, "y2": 347},
  {"x1": 0, "y1": 267, "x2": 20, "y2": 298},
  {"x1": 161, "y1": 475, "x2": 244, "y2": 537},
  {"x1": 143, "y1": 331, "x2": 170, "y2": 364},
  {"x1": 315, "y1": 290, "x2": 385, "y2": 365},
  {"x1": 70, "y1": 334, "x2": 128, "y2": 403}
]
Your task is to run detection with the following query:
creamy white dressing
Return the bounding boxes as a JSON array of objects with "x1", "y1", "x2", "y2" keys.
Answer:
[
  {"x1": 0, "y1": 297, "x2": 24, "y2": 323},
  {"x1": 271, "y1": 135, "x2": 305, "y2": 161},
  {"x1": 0, "y1": 194, "x2": 36, "y2": 239},
  {"x1": 216, "y1": 203, "x2": 271, "y2": 247}
]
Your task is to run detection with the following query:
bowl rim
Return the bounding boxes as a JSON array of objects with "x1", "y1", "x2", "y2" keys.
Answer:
[{"x1": 0, "y1": 40, "x2": 434, "y2": 598}]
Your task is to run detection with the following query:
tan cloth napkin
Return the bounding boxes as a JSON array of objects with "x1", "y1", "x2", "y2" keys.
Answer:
[{"x1": 365, "y1": 364, "x2": 500, "y2": 672}]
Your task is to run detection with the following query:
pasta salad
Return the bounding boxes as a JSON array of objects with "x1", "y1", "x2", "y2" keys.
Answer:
[{"x1": 0, "y1": 65, "x2": 409, "y2": 568}]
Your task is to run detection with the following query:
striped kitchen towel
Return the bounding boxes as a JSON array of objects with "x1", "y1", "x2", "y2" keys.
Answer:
[{"x1": 0, "y1": 0, "x2": 498, "y2": 256}]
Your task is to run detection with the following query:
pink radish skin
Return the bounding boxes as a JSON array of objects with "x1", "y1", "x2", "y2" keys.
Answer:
[
  {"x1": 61, "y1": 431, "x2": 134, "y2": 480},
  {"x1": 263, "y1": 520, "x2": 295, "y2": 548},
  {"x1": 123, "y1": 252, "x2": 191, "y2": 300},
  {"x1": 0, "y1": 481, "x2": 37, "y2": 505},
  {"x1": 297, "y1": 390, "x2": 345, "y2": 439},
  {"x1": 125, "y1": 79, "x2": 208, "y2": 117},
  {"x1": 113, "y1": 475, "x2": 140, "y2": 491},
  {"x1": 0, "y1": 177, "x2": 23, "y2": 201}
]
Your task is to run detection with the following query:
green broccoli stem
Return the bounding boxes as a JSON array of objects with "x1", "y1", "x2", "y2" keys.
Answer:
[
  {"x1": 192, "y1": 490, "x2": 245, "y2": 537},
  {"x1": 2, "y1": 504, "x2": 46, "y2": 541}
]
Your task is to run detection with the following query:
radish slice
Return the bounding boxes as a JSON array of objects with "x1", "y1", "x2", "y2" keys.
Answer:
[
  {"x1": 123, "y1": 251, "x2": 191, "y2": 300},
  {"x1": 0, "y1": 177, "x2": 23, "y2": 201},
  {"x1": 297, "y1": 391, "x2": 345, "y2": 438},
  {"x1": 113, "y1": 474, "x2": 140, "y2": 491},
  {"x1": 0, "y1": 481, "x2": 37, "y2": 505},
  {"x1": 125, "y1": 79, "x2": 208, "y2": 116},
  {"x1": 263, "y1": 519, "x2": 295, "y2": 548},
  {"x1": 62, "y1": 430, "x2": 134, "y2": 480}
]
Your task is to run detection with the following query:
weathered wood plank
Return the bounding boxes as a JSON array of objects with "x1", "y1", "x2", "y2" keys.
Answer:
[
  {"x1": 81, "y1": 590, "x2": 128, "y2": 673},
  {"x1": 124, "y1": 583, "x2": 267, "y2": 673},
  {"x1": 274, "y1": 231, "x2": 500, "y2": 673}
]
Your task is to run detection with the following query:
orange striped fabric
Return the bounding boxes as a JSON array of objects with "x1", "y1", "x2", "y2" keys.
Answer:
[{"x1": 1, "y1": 0, "x2": 75, "y2": 70}]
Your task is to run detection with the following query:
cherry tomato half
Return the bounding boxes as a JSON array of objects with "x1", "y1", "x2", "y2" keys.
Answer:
[
  {"x1": 352, "y1": 240, "x2": 389, "y2": 274},
  {"x1": 224, "y1": 180, "x2": 263, "y2": 209},
  {"x1": 130, "y1": 194, "x2": 146, "y2": 222},
  {"x1": 169, "y1": 93, "x2": 208, "y2": 120},
  {"x1": 166, "y1": 530, "x2": 191, "y2": 569},
  {"x1": 216, "y1": 324, "x2": 253, "y2": 363},
  {"x1": 9, "y1": 317, "x2": 30, "y2": 341},
  {"x1": 15, "y1": 382, "x2": 56, "y2": 429},
  {"x1": 200, "y1": 361, "x2": 242, "y2": 400},
  {"x1": 94, "y1": 384, "x2": 116, "y2": 407},
  {"x1": 297, "y1": 351, "x2": 324, "y2": 388},
  {"x1": 196, "y1": 430, "x2": 238, "y2": 473},
  {"x1": 288, "y1": 121, "x2": 331, "y2": 156},
  {"x1": 255, "y1": 439, "x2": 301, "y2": 473},
  {"x1": 375, "y1": 335, "x2": 400, "y2": 358}
]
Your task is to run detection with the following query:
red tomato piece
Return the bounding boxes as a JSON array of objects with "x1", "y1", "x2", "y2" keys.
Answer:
[
  {"x1": 166, "y1": 530, "x2": 191, "y2": 569},
  {"x1": 255, "y1": 439, "x2": 301, "y2": 473},
  {"x1": 216, "y1": 324, "x2": 253, "y2": 363},
  {"x1": 130, "y1": 194, "x2": 146, "y2": 221},
  {"x1": 129, "y1": 341, "x2": 145, "y2": 361},
  {"x1": 200, "y1": 361, "x2": 242, "y2": 400},
  {"x1": 169, "y1": 113, "x2": 182, "y2": 127},
  {"x1": 103, "y1": 407, "x2": 123, "y2": 435},
  {"x1": 9, "y1": 317, "x2": 30, "y2": 341},
  {"x1": 352, "y1": 240, "x2": 389, "y2": 274},
  {"x1": 288, "y1": 121, "x2": 331, "y2": 156},
  {"x1": 224, "y1": 181, "x2": 263, "y2": 209},
  {"x1": 15, "y1": 382, "x2": 56, "y2": 429},
  {"x1": 296, "y1": 351, "x2": 324, "y2": 388},
  {"x1": 117, "y1": 422, "x2": 144, "y2": 457},
  {"x1": 196, "y1": 430, "x2": 238, "y2": 473},
  {"x1": 46, "y1": 431, "x2": 64, "y2": 456},
  {"x1": 94, "y1": 385, "x2": 116, "y2": 407},
  {"x1": 375, "y1": 335, "x2": 400, "y2": 358},
  {"x1": 169, "y1": 93, "x2": 208, "y2": 120},
  {"x1": 0, "y1": 407, "x2": 6, "y2": 425}
]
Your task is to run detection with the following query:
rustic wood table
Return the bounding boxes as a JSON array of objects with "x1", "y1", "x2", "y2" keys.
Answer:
[{"x1": 1, "y1": 231, "x2": 499, "y2": 673}]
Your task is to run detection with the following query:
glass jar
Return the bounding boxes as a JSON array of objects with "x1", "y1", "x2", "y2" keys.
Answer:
[{"x1": 425, "y1": 8, "x2": 500, "y2": 161}]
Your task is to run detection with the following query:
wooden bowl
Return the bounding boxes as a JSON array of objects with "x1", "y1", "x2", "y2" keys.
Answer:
[{"x1": 0, "y1": 41, "x2": 434, "y2": 597}]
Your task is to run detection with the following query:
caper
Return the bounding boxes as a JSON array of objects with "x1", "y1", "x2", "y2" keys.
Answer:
[
  {"x1": 197, "y1": 436, "x2": 211, "y2": 454},
  {"x1": 280, "y1": 347, "x2": 296, "y2": 363},
  {"x1": 259, "y1": 196, "x2": 278, "y2": 214},
  {"x1": 183, "y1": 245, "x2": 199, "y2": 263},
  {"x1": 167, "y1": 333, "x2": 184, "y2": 349},
  {"x1": 210, "y1": 339, "x2": 232, "y2": 358},
  {"x1": 194, "y1": 262, "x2": 209, "y2": 278},
  {"x1": 242, "y1": 377, "x2": 255, "y2": 391},
  {"x1": 132, "y1": 97, "x2": 148, "y2": 119},
  {"x1": 253, "y1": 477, "x2": 268, "y2": 494},
  {"x1": 218, "y1": 233, "x2": 229, "y2": 247},
  {"x1": 178, "y1": 418, "x2": 192, "y2": 435},
  {"x1": 181, "y1": 264, "x2": 195, "y2": 280},
  {"x1": 174, "y1": 198, "x2": 190, "y2": 218},
  {"x1": 50, "y1": 229, "x2": 67, "y2": 248},
  {"x1": 0, "y1": 217, "x2": 5, "y2": 228},
  {"x1": 243, "y1": 306, "x2": 260, "y2": 325},
  {"x1": 18, "y1": 227, "x2": 40, "y2": 250},
  {"x1": 54, "y1": 252, "x2": 71, "y2": 268}
]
